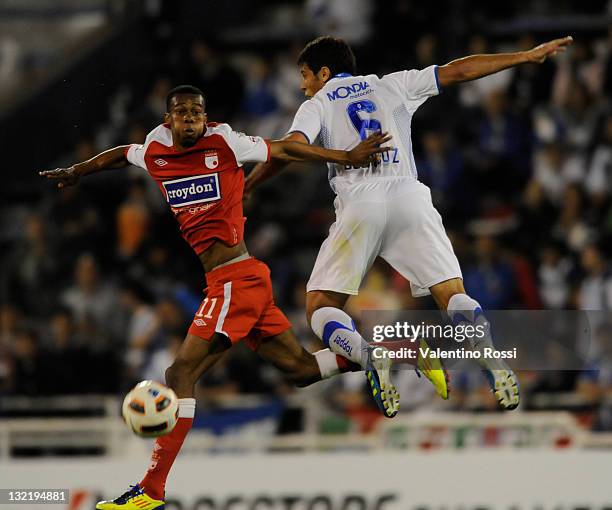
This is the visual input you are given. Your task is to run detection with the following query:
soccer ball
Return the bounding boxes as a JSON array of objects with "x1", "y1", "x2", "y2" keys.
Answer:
[{"x1": 122, "y1": 380, "x2": 179, "y2": 438}]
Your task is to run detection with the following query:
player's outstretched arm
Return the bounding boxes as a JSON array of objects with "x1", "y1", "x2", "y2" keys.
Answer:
[
  {"x1": 39, "y1": 145, "x2": 131, "y2": 188},
  {"x1": 244, "y1": 132, "x2": 306, "y2": 196},
  {"x1": 437, "y1": 36, "x2": 573, "y2": 88},
  {"x1": 270, "y1": 132, "x2": 392, "y2": 167}
]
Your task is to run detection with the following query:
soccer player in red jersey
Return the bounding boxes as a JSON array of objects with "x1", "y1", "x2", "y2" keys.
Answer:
[{"x1": 40, "y1": 85, "x2": 391, "y2": 510}]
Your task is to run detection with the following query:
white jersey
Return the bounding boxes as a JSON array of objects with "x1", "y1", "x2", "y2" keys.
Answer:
[{"x1": 288, "y1": 65, "x2": 440, "y2": 193}]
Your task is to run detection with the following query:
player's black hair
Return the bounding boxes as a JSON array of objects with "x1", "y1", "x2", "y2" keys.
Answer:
[
  {"x1": 166, "y1": 85, "x2": 206, "y2": 111},
  {"x1": 297, "y1": 36, "x2": 357, "y2": 77}
]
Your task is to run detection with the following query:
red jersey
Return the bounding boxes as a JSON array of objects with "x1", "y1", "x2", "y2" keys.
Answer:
[{"x1": 125, "y1": 123, "x2": 270, "y2": 254}]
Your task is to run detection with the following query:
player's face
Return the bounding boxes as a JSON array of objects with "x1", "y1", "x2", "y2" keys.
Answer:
[
  {"x1": 299, "y1": 63, "x2": 327, "y2": 98},
  {"x1": 165, "y1": 94, "x2": 207, "y2": 148}
]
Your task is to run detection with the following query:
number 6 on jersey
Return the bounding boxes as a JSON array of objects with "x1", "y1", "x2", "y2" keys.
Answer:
[{"x1": 347, "y1": 100, "x2": 382, "y2": 140}]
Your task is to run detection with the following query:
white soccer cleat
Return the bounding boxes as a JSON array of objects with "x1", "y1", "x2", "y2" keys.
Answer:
[{"x1": 366, "y1": 346, "x2": 400, "y2": 418}]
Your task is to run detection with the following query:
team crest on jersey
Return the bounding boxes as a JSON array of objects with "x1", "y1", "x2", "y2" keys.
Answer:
[
  {"x1": 162, "y1": 173, "x2": 221, "y2": 207},
  {"x1": 204, "y1": 151, "x2": 219, "y2": 169}
]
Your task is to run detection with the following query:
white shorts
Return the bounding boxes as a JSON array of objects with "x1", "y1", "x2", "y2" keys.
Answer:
[{"x1": 307, "y1": 178, "x2": 462, "y2": 297}]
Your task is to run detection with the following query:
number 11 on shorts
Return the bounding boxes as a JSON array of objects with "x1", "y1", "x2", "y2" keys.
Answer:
[{"x1": 196, "y1": 298, "x2": 217, "y2": 320}]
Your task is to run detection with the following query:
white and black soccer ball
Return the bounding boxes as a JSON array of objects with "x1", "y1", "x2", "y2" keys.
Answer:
[{"x1": 122, "y1": 380, "x2": 179, "y2": 438}]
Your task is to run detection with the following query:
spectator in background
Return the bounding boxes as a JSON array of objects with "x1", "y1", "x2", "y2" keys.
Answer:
[
  {"x1": 305, "y1": 0, "x2": 373, "y2": 45},
  {"x1": 134, "y1": 244, "x2": 183, "y2": 298},
  {"x1": 120, "y1": 280, "x2": 158, "y2": 375},
  {"x1": 417, "y1": 130, "x2": 467, "y2": 216},
  {"x1": 414, "y1": 33, "x2": 439, "y2": 68},
  {"x1": 538, "y1": 244, "x2": 573, "y2": 309},
  {"x1": 585, "y1": 114, "x2": 612, "y2": 207},
  {"x1": 0, "y1": 35, "x2": 21, "y2": 91},
  {"x1": 0, "y1": 305, "x2": 23, "y2": 393},
  {"x1": 61, "y1": 253, "x2": 121, "y2": 344},
  {"x1": 508, "y1": 34, "x2": 556, "y2": 114},
  {"x1": 138, "y1": 76, "x2": 172, "y2": 127},
  {"x1": 515, "y1": 179, "x2": 557, "y2": 254},
  {"x1": 143, "y1": 334, "x2": 182, "y2": 384},
  {"x1": 554, "y1": 184, "x2": 594, "y2": 253},
  {"x1": 550, "y1": 77, "x2": 603, "y2": 151},
  {"x1": 577, "y1": 322, "x2": 612, "y2": 430},
  {"x1": 5, "y1": 213, "x2": 59, "y2": 315},
  {"x1": 40, "y1": 309, "x2": 90, "y2": 394},
  {"x1": 116, "y1": 177, "x2": 152, "y2": 260},
  {"x1": 532, "y1": 141, "x2": 584, "y2": 205},
  {"x1": 346, "y1": 264, "x2": 403, "y2": 314},
  {"x1": 474, "y1": 90, "x2": 530, "y2": 192},
  {"x1": 42, "y1": 151, "x2": 102, "y2": 259},
  {"x1": 273, "y1": 45, "x2": 306, "y2": 114},
  {"x1": 241, "y1": 58, "x2": 280, "y2": 137},
  {"x1": 463, "y1": 235, "x2": 516, "y2": 309},
  {"x1": 459, "y1": 35, "x2": 514, "y2": 109},
  {"x1": 10, "y1": 329, "x2": 42, "y2": 396},
  {"x1": 578, "y1": 244, "x2": 612, "y2": 310},
  {"x1": 146, "y1": 297, "x2": 188, "y2": 350}
]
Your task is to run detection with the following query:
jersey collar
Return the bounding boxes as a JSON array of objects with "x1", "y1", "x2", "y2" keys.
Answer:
[{"x1": 329, "y1": 72, "x2": 353, "y2": 81}]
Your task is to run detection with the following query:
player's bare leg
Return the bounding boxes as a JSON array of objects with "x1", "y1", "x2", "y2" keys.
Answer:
[
  {"x1": 96, "y1": 333, "x2": 230, "y2": 510},
  {"x1": 256, "y1": 328, "x2": 361, "y2": 387},
  {"x1": 306, "y1": 290, "x2": 400, "y2": 417},
  {"x1": 429, "y1": 278, "x2": 520, "y2": 410}
]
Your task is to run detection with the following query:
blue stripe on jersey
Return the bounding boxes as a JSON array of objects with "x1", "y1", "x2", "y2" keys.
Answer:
[
  {"x1": 434, "y1": 65, "x2": 442, "y2": 94},
  {"x1": 392, "y1": 104, "x2": 418, "y2": 179},
  {"x1": 319, "y1": 125, "x2": 337, "y2": 184},
  {"x1": 332, "y1": 73, "x2": 353, "y2": 80}
]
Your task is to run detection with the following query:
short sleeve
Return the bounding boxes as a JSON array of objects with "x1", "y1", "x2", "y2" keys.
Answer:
[
  {"x1": 224, "y1": 129, "x2": 270, "y2": 165},
  {"x1": 381, "y1": 65, "x2": 441, "y2": 110},
  {"x1": 126, "y1": 144, "x2": 147, "y2": 170},
  {"x1": 287, "y1": 100, "x2": 322, "y2": 144}
]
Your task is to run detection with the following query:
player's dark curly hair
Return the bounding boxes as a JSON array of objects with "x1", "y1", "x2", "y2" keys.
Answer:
[
  {"x1": 297, "y1": 36, "x2": 357, "y2": 77},
  {"x1": 166, "y1": 85, "x2": 205, "y2": 111}
]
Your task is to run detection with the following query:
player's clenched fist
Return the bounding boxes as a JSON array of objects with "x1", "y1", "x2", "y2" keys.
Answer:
[{"x1": 39, "y1": 166, "x2": 80, "y2": 188}]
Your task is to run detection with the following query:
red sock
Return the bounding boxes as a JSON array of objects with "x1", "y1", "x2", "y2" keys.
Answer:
[{"x1": 140, "y1": 398, "x2": 195, "y2": 500}]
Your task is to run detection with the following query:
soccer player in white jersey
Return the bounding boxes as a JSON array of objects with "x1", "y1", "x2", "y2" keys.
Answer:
[{"x1": 245, "y1": 35, "x2": 574, "y2": 410}]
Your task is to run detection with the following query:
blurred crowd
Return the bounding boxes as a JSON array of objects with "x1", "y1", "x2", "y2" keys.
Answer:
[{"x1": 1, "y1": 0, "x2": 612, "y2": 432}]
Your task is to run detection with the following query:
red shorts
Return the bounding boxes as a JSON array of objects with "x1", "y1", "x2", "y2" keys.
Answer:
[{"x1": 187, "y1": 257, "x2": 291, "y2": 350}]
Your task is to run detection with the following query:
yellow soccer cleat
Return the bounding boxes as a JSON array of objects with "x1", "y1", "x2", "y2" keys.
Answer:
[
  {"x1": 96, "y1": 485, "x2": 164, "y2": 509},
  {"x1": 416, "y1": 338, "x2": 449, "y2": 400}
]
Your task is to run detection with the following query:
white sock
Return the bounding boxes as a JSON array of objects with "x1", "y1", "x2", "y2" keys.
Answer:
[
  {"x1": 446, "y1": 293, "x2": 493, "y2": 350},
  {"x1": 177, "y1": 398, "x2": 196, "y2": 418},
  {"x1": 311, "y1": 307, "x2": 368, "y2": 367},
  {"x1": 314, "y1": 349, "x2": 341, "y2": 379}
]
